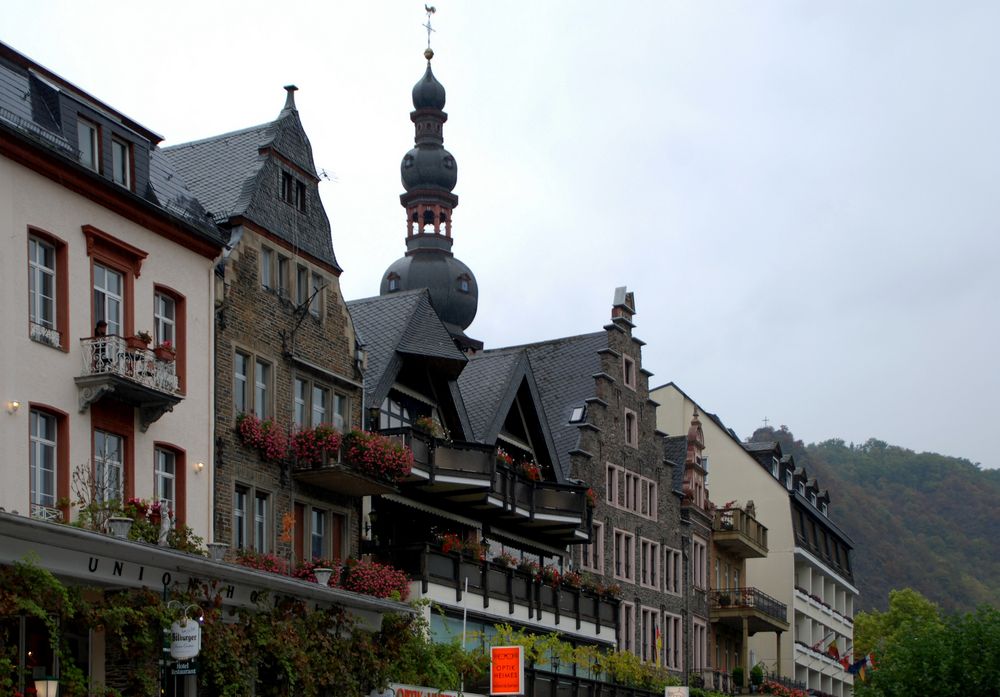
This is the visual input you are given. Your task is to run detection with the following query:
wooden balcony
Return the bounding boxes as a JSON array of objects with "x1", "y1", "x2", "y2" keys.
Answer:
[
  {"x1": 713, "y1": 507, "x2": 768, "y2": 559},
  {"x1": 384, "y1": 544, "x2": 619, "y2": 633},
  {"x1": 381, "y1": 429, "x2": 591, "y2": 547},
  {"x1": 75, "y1": 337, "x2": 180, "y2": 430},
  {"x1": 710, "y1": 587, "x2": 789, "y2": 634}
]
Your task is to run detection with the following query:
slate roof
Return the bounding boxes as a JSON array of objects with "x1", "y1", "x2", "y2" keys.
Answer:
[
  {"x1": 161, "y1": 123, "x2": 271, "y2": 222},
  {"x1": 459, "y1": 351, "x2": 524, "y2": 441},
  {"x1": 663, "y1": 434, "x2": 688, "y2": 494},
  {"x1": 347, "y1": 289, "x2": 466, "y2": 411},
  {"x1": 0, "y1": 41, "x2": 222, "y2": 246},
  {"x1": 162, "y1": 102, "x2": 339, "y2": 270}
]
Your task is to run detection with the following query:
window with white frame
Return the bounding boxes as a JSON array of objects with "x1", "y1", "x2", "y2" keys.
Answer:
[
  {"x1": 78, "y1": 118, "x2": 98, "y2": 171},
  {"x1": 93, "y1": 263, "x2": 123, "y2": 336},
  {"x1": 640, "y1": 479, "x2": 657, "y2": 520},
  {"x1": 29, "y1": 409, "x2": 57, "y2": 511},
  {"x1": 154, "y1": 447, "x2": 176, "y2": 514},
  {"x1": 771, "y1": 457, "x2": 779, "y2": 477},
  {"x1": 94, "y1": 430, "x2": 124, "y2": 503},
  {"x1": 613, "y1": 528, "x2": 634, "y2": 581},
  {"x1": 234, "y1": 351, "x2": 249, "y2": 413},
  {"x1": 234, "y1": 486, "x2": 249, "y2": 549},
  {"x1": 623, "y1": 355, "x2": 637, "y2": 390},
  {"x1": 311, "y1": 384, "x2": 329, "y2": 426},
  {"x1": 640, "y1": 606, "x2": 660, "y2": 663},
  {"x1": 311, "y1": 508, "x2": 327, "y2": 560},
  {"x1": 28, "y1": 236, "x2": 56, "y2": 333},
  {"x1": 693, "y1": 619, "x2": 708, "y2": 671},
  {"x1": 624, "y1": 408, "x2": 638, "y2": 447},
  {"x1": 254, "y1": 490, "x2": 270, "y2": 553},
  {"x1": 785, "y1": 469, "x2": 793, "y2": 489},
  {"x1": 640, "y1": 538, "x2": 660, "y2": 589},
  {"x1": 664, "y1": 547, "x2": 682, "y2": 594},
  {"x1": 581, "y1": 520, "x2": 604, "y2": 572},
  {"x1": 111, "y1": 137, "x2": 131, "y2": 188},
  {"x1": 692, "y1": 536, "x2": 708, "y2": 589},
  {"x1": 619, "y1": 601, "x2": 635, "y2": 655},
  {"x1": 154, "y1": 291, "x2": 176, "y2": 347},
  {"x1": 664, "y1": 612, "x2": 683, "y2": 670},
  {"x1": 254, "y1": 358, "x2": 271, "y2": 419},
  {"x1": 332, "y1": 392, "x2": 349, "y2": 431}
]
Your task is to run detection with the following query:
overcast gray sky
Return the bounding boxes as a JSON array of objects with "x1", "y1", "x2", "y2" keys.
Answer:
[{"x1": 5, "y1": 1, "x2": 998, "y2": 468}]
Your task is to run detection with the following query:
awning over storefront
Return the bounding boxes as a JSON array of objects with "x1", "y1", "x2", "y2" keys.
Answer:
[{"x1": 0, "y1": 512, "x2": 412, "y2": 631}]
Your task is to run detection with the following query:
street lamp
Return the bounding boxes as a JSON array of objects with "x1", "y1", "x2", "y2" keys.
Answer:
[{"x1": 35, "y1": 678, "x2": 58, "y2": 697}]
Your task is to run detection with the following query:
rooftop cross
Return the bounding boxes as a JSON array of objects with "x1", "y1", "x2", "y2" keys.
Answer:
[
  {"x1": 423, "y1": 5, "x2": 437, "y2": 53},
  {"x1": 763, "y1": 416, "x2": 770, "y2": 427}
]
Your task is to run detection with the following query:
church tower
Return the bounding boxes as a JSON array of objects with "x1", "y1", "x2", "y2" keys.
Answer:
[{"x1": 379, "y1": 36, "x2": 481, "y2": 351}]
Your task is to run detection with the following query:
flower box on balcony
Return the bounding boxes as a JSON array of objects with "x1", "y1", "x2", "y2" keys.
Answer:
[{"x1": 153, "y1": 346, "x2": 175, "y2": 362}]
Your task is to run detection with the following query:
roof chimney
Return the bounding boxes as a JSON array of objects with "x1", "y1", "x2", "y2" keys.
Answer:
[{"x1": 283, "y1": 85, "x2": 298, "y2": 111}]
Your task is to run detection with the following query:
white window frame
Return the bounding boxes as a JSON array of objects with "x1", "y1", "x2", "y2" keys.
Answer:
[
  {"x1": 606, "y1": 463, "x2": 622, "y2": 505},
  {"x1": 665, "y1": 547, "x2": 682, "y2": 595},
  {"x1": 94, "y1": 430, "x2": 124, "y2": 503},
  {"x1": 613, "y1": 528, "x2": 635, "y2": 582},
  {"x1": 234, "y1": 351, "x2": 250, "y2": 413},
  {"x1": 154, "y1": 447, "x2": 176, "y2": 514},
  {"x1": 692, "y1": 535, "x2": 708, "y2": 590},
  {"x1": 310, "y1": 508, "x2": 327, "y2": 561},
  {"x1": 640, "y1": 606, "x2": 660, "y2": 663},
  {"x1": 234, "y1": 486, "x2": 249, "y2": 550},
  {"x1": 664, "y1": 611, "x2": 683, "y2": 670},
  {"x1": 93, "y1": 263, "x2": 123, "y2": 336},
  {"x1": 619, "y1": 601, "x2": 636, "y2": 655},
  {"x1": 29, "y1": 409, "x2": 57, "y2": 509},
  {"x1": 639, "y1": 537, "x2": 660, "y2": 590},
  {"x1": 693, "y1": 618, "x2": 708, "y2": 671},
  {"x1": 154, "y1": 291, "x2": 176, "y2": 346},
  {"x1": 254, "y1": 358, "x2": 272, "y2": 419},
  {"x1": 28, "y1": 236, "x2": 57, "y2": 332},
  {"x1": 254, "y1": 490, "x2": 270, "y2": 553},
  {"x1": 78, "y1": 118, "x2": 98, "y2": 171}
]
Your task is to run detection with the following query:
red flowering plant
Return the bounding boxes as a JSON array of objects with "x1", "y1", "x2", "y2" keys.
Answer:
[
  {"x1": 516, "y1": 558, "x2": 541, "y2": 580},
  {"x1": 439, "y1": 532, "x2": 464, "y2": 554},
  {"x1": 602, "y1": 582, "x2": 623, "y2": 600},
  {"x1": 290, "y1": 424, "x2": 342, "y2": 467},
  {"x1": 540, "y1": 564, "x2": 561, "y2": 588},
  {"x1": 520, "y1": 461, "x2": 542, "y2": 481},
  {"x1": 496, "y1": 447, "x2": 514, "y2": 467},
  {"x1": 342, "y1": 430, "x2": 413, "y2": 483},
  {"x1": 234, "y1": 548, "x2": 288, "y2": 575},
  {"x1": 760, "y1": 680, "x2": 807, "y2": 697},
  {"x1": 463, "y1": 538, "x2": 489, "y2": 561},
  {"x1": 294, "y1": 558, "x2": 342, "y2": 585},
  {"x1": 341, "y1": 558, "x2": 410, "y2": 601},
  {"x1": 562, "y1": 570, "x2": 583, "y2": 589},
  {"x1": 585, "y1": 487, "x2": 597, "y2": 508},
  {"x1": 235, "y1": 413, "x2": 288, "y2": 462},
  {"x1": 492, "y1": 550, "x2": 519, "y2": 569}
]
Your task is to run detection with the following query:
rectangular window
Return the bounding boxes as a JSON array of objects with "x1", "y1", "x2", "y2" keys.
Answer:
[
  {"x1": 154, "y1": 292, "x2": 176, "y2": 346},
  {"x1": 294, "y1": 377, "x2": 308, "y2": 428},
  {"x1": 606, "y1": 463, "x2": 620, "y2": 505},
  {"x1": 693, "y1": 619, "x2": 708, "y2": 671},
  {"x1": 332, "y1": 392, "x2": 349, "y2": 431},
  {"x1": 296, "y1": 181, "x2": 307, "y2": 212},
  {"x1": 254, "y1": 491, "x2": 270, "y2": 553},
  {"x1": 28, "y1": 236, "x2": 56, "y2": 331},
  {"x1": 311, "y1": 385, "x2": 329, "y2": 426},
  {"x1": 623, "y1": 355, "x2": 636, "y2": 390},
  {"x1": 640, "y1": 606, "x2": 660, "y2": 663},
  {"x1": 234, "y1": 486, "x2": 248, "y2": 550},
  {"x1": 665, "y1": 547, "x2": 682, "y2": 594},
  {"x1": 619, "y1": 601, "x2": 635, "y2": 655},
  {"x1": 277, "y1": 255, "x2": 290, "y2": 297},
  {"x1": 78, "y1": 118, "x2": 98, "y2": 171},
  {"x1": 111, "y1": 137, "x2": 131, "y2": 188},
  {"x1": 254, "y1": 358, "x2": 271, "y2": 419},
  {"x1": 310, "y1": 508, "x2": 326, "y2": 561},
  {"x1": 234, "y1": 351, "x2": 249, "y2": 413},
  {"x1": 624, "y1": 408, "x2": 638, "y2": 448},
  {"x1": 614, "y1": 528, "x2": 634, "y2": 582},
  {"x1": 94, "y1": 430, "x2": 124, "y2": 503},
  {"x1": 310, "y1": 272, "x2": 323, "y2": 317},
  {"x1": 154, "y1": 447, "x2": 176, "y2": 513},
  {"x1": 93, "y1": 263, "x2": 123, "y2": 336},
  {"x1": 29, "y1": 409, "x2": 57, "y2": 510},
  {"x1": 581, "y1": 520, "x2": 604, "y2": 572},
  {"x1": 260, "y1": 247, "x2": 273, "y2": 289},
  {"x1": 281, "y1": 171, "x2": 294, "y2": 204},
  {"x1": 664, "y1": 612, "x2": 683, "y2": 670},
  {"x1": 640, "y1": 538, "x2": 660, "y2": 589},
  {"x1": 296, "y1": 265, "x2": 309, "y2": 306},
  {"x1": 692, "y1": 536, "x2": 708, "y2": 590}
]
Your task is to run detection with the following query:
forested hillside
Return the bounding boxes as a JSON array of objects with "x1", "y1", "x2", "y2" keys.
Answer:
[{"x1": 748, "y1": 426, "x2": 1000, "y2": 613}]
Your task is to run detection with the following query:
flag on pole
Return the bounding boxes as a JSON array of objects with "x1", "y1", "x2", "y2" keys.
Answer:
[{"x1": 826, "y1": 640, "x2": 840, "y2": 661}]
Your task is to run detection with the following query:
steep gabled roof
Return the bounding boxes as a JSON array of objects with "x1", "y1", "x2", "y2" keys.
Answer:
[
  {"x1": 163, "y1": 98, "x2": 339, "y2": 270},
  {"x1": 347, "y1": 289, "x2": 467, "y2": 412}
]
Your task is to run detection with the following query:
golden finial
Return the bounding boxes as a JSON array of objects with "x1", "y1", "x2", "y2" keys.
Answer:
[{"x1": 423, "y1": 5, "x2": 436, "y2": 60}]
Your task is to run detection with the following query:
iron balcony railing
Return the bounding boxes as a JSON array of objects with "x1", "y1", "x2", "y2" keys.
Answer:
[
  {"x1": 711, "y1": 586, "x2": 788, "y2": 624},
  {"x1": 79, "y1": 336, "x2": 178, "y2": 393}
]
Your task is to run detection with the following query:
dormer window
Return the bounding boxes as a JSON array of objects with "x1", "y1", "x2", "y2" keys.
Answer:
[
  {"x1": 387, "y1": 273, "x2": 400, "y2": 292},
  {"x1": 820, "y1": 502, "x2": 828, "y2": 516},
  {"x1": 569, "y1": 406, "x2": 586, "y2": 423},
  {"x1": 111, "y1": 137, "x2": 131, "y2": 189},
  {"x1": 809, "y1": 492, "x2": 817, "y2": 506},
  {"x1": 78, "y1": 118, "x2": 99, "y2": 171},
  {"x1": 785, "y1": 470, "x2": 793, "y2": 489},
  {"x1": 771, "y1": 457, "x2": 779, "y2": 477},
  {"x1": 457, "y1": 274, "x2": 471, "y2": 293},
  {"x1": 798, "y1": 482, "x2": 805, "y2": 495}
]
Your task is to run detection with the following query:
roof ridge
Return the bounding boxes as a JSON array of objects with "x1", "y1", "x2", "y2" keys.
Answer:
[
  {"x1": 346, "y1": 288, "x2": 428, "y2": 306},
  {"x1": 485, "y1": 330, "x2": 605, "y2": 354},
  {"x1": 162, "y1": 121, "x2": 272, "y2": 151}
]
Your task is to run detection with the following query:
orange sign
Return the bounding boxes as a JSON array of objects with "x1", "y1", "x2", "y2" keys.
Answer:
[{"x1": 490, "y1": 645, "x2": 524, "y2": 695}]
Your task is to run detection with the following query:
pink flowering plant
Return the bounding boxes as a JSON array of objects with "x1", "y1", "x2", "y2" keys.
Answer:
[
  {"x1": 492, "y1": 551, "x2": 519, "y2": 569},
  {"x1": 341, "y1": 558, "x2": 410, "y2": 601},
  {"x1": 342, "y1": 430, "x2": 413, "y2": 483},
  {"x1": 540, "y1": 564, "x2": 561, "y2": 588},
  {"x1": 291, "y1": 425, "x2": 342, "y2": 467},
  {"x1": 496, "y1": 448, "x2": 514, "y2": 466},
  {"x1": 760, "y1": 680, "x2": 807, "y2": 697},
  {"x1": 235, "y1": 413, "x2": 288, "y2": 462},
  {"x1": 520, "y1": 461, "x2": 542, "y2": 482},
  {"x1": 235, "y1": 548, "x2": 288, "y2": 575},
  {"x1": 562, "y1": 570, "x2": 583, "y2": 589}
]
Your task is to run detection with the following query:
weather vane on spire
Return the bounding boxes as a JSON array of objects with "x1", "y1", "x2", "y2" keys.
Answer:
[{"x1": 423, "y1": 5, "x2": 436, "y2": 59}]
